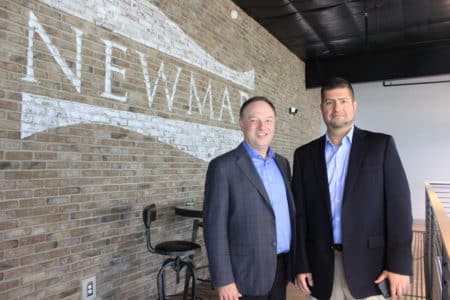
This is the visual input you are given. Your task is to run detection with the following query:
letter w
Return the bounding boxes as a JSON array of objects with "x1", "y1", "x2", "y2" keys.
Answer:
[{"x1": 137, "y1": 51, "x2": 181, "y2": 111}]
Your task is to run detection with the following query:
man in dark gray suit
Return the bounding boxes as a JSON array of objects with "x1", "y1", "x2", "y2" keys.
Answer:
[
  {"x1": 293, "y1": 77, "x2": 412, "y2": 300},
  {"x1": 203, "y1": 96, "x2": 296, "y2": 300}
]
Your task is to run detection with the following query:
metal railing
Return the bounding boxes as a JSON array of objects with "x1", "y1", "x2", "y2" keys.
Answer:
[{"x1": 425, "y1": 181, "x2": 450, "y2": 300}]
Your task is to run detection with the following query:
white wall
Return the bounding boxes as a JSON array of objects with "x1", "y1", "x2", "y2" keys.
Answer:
[{"x1": 352, "y1": 76, "x2": 450, "y2": 220}]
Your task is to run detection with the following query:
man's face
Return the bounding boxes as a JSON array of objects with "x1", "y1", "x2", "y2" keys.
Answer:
[
  {"x1": 321, "y1": 87, "x2": 357, "y2": 130},
  {"x1": 239, "y1": 100, "x2": 276, "y2": 155}
]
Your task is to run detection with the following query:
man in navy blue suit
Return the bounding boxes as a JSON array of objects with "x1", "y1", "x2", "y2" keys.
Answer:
[
  {"x1": 292, "y1": 77, "x2": 412, "y2": 299},
  {"x1": 204, "y1": 96, "x2": 296, "y2": 300}
]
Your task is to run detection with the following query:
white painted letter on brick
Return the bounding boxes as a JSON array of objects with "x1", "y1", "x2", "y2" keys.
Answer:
[
  {"x1": 157, "y1": 61, "x2": 182, "y2": 111},
  {"x1": 218, "y1": 87, "x2": 234, "y2": 123},
  {"x1": 239, "y1": 90, "x2": 249, "y2": 106},
  {"x1": 22, "y1": 11, "x2": 83, "y2": 93},
  {"x1": 136, "y1": 51, "x2": 158, "y2": 108},
  {"x1": 188, "y1": 72, "x2": 214, "y2": 119},
  {"x1": 101, "y1": 40, "x2": 128, "y2": 102},
  {"x1": 136, "y1": 54, "x2": 181, "y2": 111}
]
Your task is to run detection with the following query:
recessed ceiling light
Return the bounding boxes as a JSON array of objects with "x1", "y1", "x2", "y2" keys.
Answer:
[{"x1": 231, "y1": 10, "x2": 238, "y2": 19}]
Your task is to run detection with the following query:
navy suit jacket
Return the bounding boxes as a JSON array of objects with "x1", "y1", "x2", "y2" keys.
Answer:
[
  {"x1": 203, "y1": 143, "x2": 296, "y2": 296},
  {"x1": 292, "y1": 127, "x2": 413, "y2": 299}
]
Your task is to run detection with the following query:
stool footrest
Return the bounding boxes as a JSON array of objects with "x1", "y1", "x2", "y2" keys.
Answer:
[{"x1": 157, "y1": 256, "x2": 197, "y2": 300}]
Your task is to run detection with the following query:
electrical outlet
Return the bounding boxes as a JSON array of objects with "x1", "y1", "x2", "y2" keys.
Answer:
[{"x1": 82, "y1": 276, "x2": 96, "y2": 300}]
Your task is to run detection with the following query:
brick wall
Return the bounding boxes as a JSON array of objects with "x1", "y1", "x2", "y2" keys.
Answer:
[{"x1": 0, "y1": 0, "x2": 322, "y2": 298}]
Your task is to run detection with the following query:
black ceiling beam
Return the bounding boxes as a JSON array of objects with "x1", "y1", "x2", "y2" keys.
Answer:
[{"x1": 305, "y1": 43, "x2": 450, "y2": 88}]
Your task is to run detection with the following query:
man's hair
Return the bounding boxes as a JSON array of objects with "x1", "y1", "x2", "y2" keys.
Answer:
[
  {"x1": 239, "y1": 96, "x2": 276, "y2": 119},
  {"x1": 321, "y1": 77, "x2": 354, "y2": 103}
]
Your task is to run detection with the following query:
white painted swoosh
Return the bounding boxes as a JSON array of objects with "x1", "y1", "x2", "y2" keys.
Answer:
[
  {"x1": 21, "y1": 93, "x2": 242, "y2": 162},
  {"x1": 38, "y1": 0, "x2": 255, "y2": 90}
]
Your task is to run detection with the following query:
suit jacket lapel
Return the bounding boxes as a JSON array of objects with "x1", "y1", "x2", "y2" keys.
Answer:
[
  {"x1": 274, "y1": 154, "x2": 296, "y2": 214},
  {"x1": 315, "y1": 136, "x2": 333, "y2": 221},
  {"x1": 235, "y1": 144, "x2": 271, "y2": 205},
  {"x1": 274, "y1": 155, "x2": 289, "y2": 184},
  {"x1": 343, "y1": 127, "x2": 367, "y2": 202}
]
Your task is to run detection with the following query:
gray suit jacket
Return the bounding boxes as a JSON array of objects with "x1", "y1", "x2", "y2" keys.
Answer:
[{"x1": 203, "y1": 143, "x2": 296, "y2": 295}]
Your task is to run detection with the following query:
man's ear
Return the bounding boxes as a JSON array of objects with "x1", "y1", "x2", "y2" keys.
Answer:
[{"x1": 239, "y1": 119, "x2": 244, "y2": 130}]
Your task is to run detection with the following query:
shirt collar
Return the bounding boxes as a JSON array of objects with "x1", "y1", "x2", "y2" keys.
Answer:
[
  {"x1": 325, "y1": 126, "x2": 354, "y2": 147},
  {"x1": 242, "y1": 142, "x2": 275, "y2": 160}
]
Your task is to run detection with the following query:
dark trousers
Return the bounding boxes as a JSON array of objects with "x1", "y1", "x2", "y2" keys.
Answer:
[{"x1": 241, "y1": 254, "x2": 287, "y2": 300}]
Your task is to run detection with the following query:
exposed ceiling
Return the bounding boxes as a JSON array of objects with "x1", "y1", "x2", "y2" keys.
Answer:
[{"x1": 232, "y1": 0, "x2": 450, "y2": 87}]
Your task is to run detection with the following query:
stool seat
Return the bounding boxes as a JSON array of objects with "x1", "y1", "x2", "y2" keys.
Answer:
[{"x1": 155, "y1": 240, "x2": 201, "y2": 256}]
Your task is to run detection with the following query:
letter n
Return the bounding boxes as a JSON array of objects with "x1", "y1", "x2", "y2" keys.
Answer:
[{"x1": 22, "y1": 11, "x2": 83, "y2": 93}]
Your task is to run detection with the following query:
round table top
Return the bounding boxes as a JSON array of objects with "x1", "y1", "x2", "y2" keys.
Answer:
[{"x1": 174, "y1": 202, "x2": 203, "y2": 218}]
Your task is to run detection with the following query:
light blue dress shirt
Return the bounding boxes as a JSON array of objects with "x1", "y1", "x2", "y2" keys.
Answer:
[
  {"x1": 243, "y1": 142, "x2": 291, "y2": 254},
  {"x1": 325, "y1": 127, "x2": 354, "y2": 244}
]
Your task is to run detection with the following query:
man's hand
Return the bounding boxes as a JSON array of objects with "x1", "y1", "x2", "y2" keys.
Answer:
[
  {"x1": 295, "y1": 273, "x2": 314, "y2": 294},
  {"x1": 375, "y1": 270, "x2": 410, "y2": 297},
  {"x1": 217, "y1": 282, "x2": 242, "y2": 300}
]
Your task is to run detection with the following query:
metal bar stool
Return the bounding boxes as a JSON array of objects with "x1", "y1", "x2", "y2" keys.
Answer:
[{"x1": 143, "y1": 204, "x2": 201, "y2": 299}]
